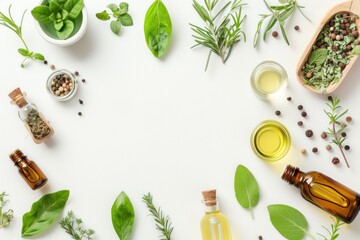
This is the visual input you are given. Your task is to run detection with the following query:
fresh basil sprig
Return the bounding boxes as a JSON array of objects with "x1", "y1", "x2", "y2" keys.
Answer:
[
  {"x1": 144, "y1": 0, "x2": 172, "y2": 58},
  {"x1": 96, "y1": 2, "x2": 133, "y2": 35},
  {"x1": 111, "y1": 191, "x2": 135, "y2": 240},
  {"x1": 21, "y1": 190, "x2": 70, "y2": 238}
]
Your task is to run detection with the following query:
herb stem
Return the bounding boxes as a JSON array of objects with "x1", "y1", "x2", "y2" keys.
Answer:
[{"x1": 332, "y1": 123, "x2": 349, "y2": 168}]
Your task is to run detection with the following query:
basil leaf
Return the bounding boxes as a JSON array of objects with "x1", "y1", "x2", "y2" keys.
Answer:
[
  {"x1": 120, "y1": 13, "x2": 133, "y2": 26},
  {"x1": 54, "y1": 20, "x2": 64, "y2": 31},
  {"x1": 49, "y1": 13, "x2": 56, "y2": 22},
  {"x1": 144, "y1": 0, "x2": 172, "y2": 58},
  {"x1": 309, "y1": 48, "x2": 327, "y2": 66},
  {"x1": 18, "y1": 48, "x2": 30, "y2": 57},
  {"x1": 56, "y1": 19, "x2": 74, "y2": 39},
  {"x1": 110, "y1": 20, "x2": 122, "y2": 35},
  {"x1": 234, "y1": 164, "x2": 259, "y2": 218},
  {"x1": 31, "y1": 6, "x2": 52, "y2": 23},
  {"x1": 33, "y1": 53, "x2": 45, "y2": 61},
  {"x1": 96, "y1": 10, "x2": 110, "y2": 21},
  {"x1": 49, "y1": 0, "x2": 62, "y2": 13},
  {"x1": 107, "y1": 3, "x2": 119, "y2": 13},
  {"x1": 268, "y1": 204, "x2": 309, "y2": 240},
  {"x1": 64, "y1": 0, "x2": 84, "y2": 19},
  {"x1": 111, "y1": 191, "x2": 135, "y2": 240},
  {"x1": 351, "y1": 45, "x2": 360, "y2": 55},
  {"x1": 21, "y1": 190, "x2": 70, "y2": 238}
]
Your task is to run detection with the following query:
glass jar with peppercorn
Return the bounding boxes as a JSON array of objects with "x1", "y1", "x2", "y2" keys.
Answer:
[{"x1": 46, "y1": 69, "x2": 78, "y2": 101}]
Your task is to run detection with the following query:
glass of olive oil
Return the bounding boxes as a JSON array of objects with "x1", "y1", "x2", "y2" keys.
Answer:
[
  {"x1": 250, "y1": 120, "x2": 291, "y2": 162},
  {"x1": 251, "y1": 61, "x2": 288, "y2": 99}
]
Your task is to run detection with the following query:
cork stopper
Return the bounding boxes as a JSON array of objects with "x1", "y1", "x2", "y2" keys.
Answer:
[
  {"x1": 9, "y1": 149, "x2": 26, "y2": 164},
  {"x1": 202, "y1": 189, "x2": 217, "y2": 206},
  {"x1": 9, "y1": 88, "x2": 28, "y2": 108}
]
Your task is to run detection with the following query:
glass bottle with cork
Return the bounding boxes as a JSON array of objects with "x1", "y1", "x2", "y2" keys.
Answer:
[
  {"x1": 8, "y1": 87, "x2": 54, "y2": 144},
  {"x1": 9, "y1": 149, "x2": 48, "y2": 190},
  {"x1": 282, "y1": 165, "x2": 360, "y2": 223},
  {"x1": 200, "y1": 189, "x2": 232, "y2": 240}
]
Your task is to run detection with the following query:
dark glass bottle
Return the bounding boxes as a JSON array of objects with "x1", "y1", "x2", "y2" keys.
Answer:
[
  {"x1": 282, "y1": 165, "x2": 360, "y2": 223},
  {"x1": 9, "y1": 149, "x2": 48, "y2": 190}
]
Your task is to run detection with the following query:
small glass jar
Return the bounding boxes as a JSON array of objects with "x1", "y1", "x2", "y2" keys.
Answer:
[
  {"x1": 251, "y1": 61, "x2": 288, "y2": 99},
  {"x1": 250, "y1": 120, "x2": 291, "y2": 162},
  {"x1": 46, "y1": 69, "x2": 78, "y2": 101}
]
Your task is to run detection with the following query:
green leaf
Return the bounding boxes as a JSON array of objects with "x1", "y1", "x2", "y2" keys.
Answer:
[
  {"x1": 120, "y1": 13, "x2": 133, "y2": 26},
  {"x1": 309, "y1": 48, "x2": 328, "y2": 66},
  {"x1": 49, "y1": 13, "x2": 56, "y2": 22},
  {"x1": 234, "y1": 165, "x2": 259, "y2": 218},
  {"x1": 96, "y1": 10, "x2": 110, "y2": 21},
  {"x1": 62, "y1": 9, "x2": 69, "y2": 20},
  {"x1": 268, "y1": 204, "x2": 309, "y2": 240},
  {"x1": 110, "y1": 20, "x2": 122, "y2": 35},
  {"x1": 21, "y1": 190, "x2": 70, "y2": 238},
  {"x1": 33, "y1": 53, "x2": 45, "y2": 61},
  {"x1": 31, "y1": 6, "x2": 52, "y2": 23},
  {"x1": 107, "y1": 3, "x2": 120, "y2": 13},
  {"x1": 56, "y1": 19, "x2": 74, "y2": 39},
  {"x1": 351, "y1": 45, "x2": 360, "y2": 55},
  {"x1": 111, "y1": 191, "x2": 135, "y2": 240},
  {"x1": 18, "y1": 48, "x2": 30, "y2": 57},
  {"x1": 64, "y1": 0, "x2": 84, "y2": 19},
  {"x1": 119, "y1": 2, "x2": 129, "y2": 15},
  {"x1": 54, "y1": 20, "x2": 64, "y2": 31},
  {"x1": 144, "y1": 0, "x2": 173, "y2": 58},
  {"x1": 49, "y1": 0, "x2": 62, "y2": 13}
]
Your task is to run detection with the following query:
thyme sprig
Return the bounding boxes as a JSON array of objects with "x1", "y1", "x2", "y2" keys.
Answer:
[
  {"x1": 190, "y1": 0, "x2": 246, "y2": 71},
  {"x1": 318, "y1": 217, "x2": 345, "y2": 240},
  {"x1": 59, "y1": 211, "x2": 95, "y2": 240},
  {"x1": 142, "y1": 193, "x2": 173, "y2": 240},
  {"x1": 0, "y1": 5, "x2": 45, "y2": 68},
  {"x1": 0, "y1": 192, "x2": 14, "y2": 229},
  {"x1": 254, "y1": 0, "x2": 310, "y2": 47},
  {"x1": 324, "y1": 96, "x2": 350, "y2": 168}
]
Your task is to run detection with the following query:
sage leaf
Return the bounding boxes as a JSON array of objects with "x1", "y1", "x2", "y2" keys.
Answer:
[
  {"x1": 111, "y1": 191, "x2": 135, "y2": 240},
  {"x1": 268, "y1": 204, "x2": 310, "y2": 240},
  {"x1": 108, "y1": 3, "x2": 120, "y2": 13},
  {"x1": 18, "y1": 48, "x2": 30, "y2": 57},
  {"x1": 234, "y1": 165, "x2": 260, "y2": 218},
  {"x1": 21, "y1": 190, "x2": 70, "y2": 238},
  {"x1": 111, "y1": 20, "x2": 122, "y2": 35},
  {"x1": 96, "y1": 10, "x2": 110, "y2": 21},
  {"x1": 309, "y1": 48, "x2": 327, "y2": 66},
  {"x1": 64, "y1": 0, "x2": 84, "y2": 19},
  {"x1": 57, "y1": 19, "x2": 74, "y2": 39},
  {"x1": 144, "y1": 0, "x2": 172, "y2": 58},
  {"x1": 120, "y1": 13, "x2": 133, "y2": 26},
  {"x1": 31, "y1": 6, "x2": 52, "y2": 23}
]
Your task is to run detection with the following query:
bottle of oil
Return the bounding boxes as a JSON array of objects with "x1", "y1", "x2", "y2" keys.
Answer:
[
  {"x1": 282, "y1": 165, "x2": 360, "y2": 223},
  {"x1": 200, "y1": 189, "x2": 232, "y2": 240},
  {"x1": 9, "y1": 149, "x2": 48, "y2": 190}
]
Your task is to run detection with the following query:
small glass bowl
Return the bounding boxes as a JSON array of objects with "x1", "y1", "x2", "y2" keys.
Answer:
[
  {"x1": 251, "y1": 61, "x2": 288, "y2": 99},
  {"x1": 250, "y1": 120, "x2": 291, "y2": 162},
  {"x1": 46, "y1": 69, "x2": 78, "y2": 101}
]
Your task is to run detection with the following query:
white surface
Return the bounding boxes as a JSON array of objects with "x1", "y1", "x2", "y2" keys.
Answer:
[{"x1": 1, "y1": 0, "x2": 360, "y2": 239}]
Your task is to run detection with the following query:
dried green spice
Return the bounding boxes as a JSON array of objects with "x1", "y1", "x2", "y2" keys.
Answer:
[
  {"x1": 0, "y1": 192, "x2": 14, "y2": 229},
  {"x1": 25, "y1": 109, "x2": 51, "y2": 140}
]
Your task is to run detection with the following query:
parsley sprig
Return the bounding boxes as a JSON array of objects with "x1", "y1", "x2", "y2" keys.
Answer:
[
  {"x1": 60, "y1": 211, "x2": 95, "y2": 240},
  {"x1": 0, "y1": 192, "x2": 14, "y2": 229}
]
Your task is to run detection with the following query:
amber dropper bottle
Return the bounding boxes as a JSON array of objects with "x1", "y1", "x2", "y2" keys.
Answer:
[
  {"x1": 282, "y1": 165, "x2": 360, "y2": 223},
  {"x1": 9, "y1": 149, "x2": 48, "y2": 190}
]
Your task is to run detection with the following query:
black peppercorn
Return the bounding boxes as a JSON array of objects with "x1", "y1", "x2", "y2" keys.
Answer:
[
  {"x1": 79, "y1": 99, "x2": 83, "y2": 104},
  {"x1": 275, "y1": 110, "x2": 281, "y2": 116},
  {"x1": 312, "y1": 147, "x2": 318, "y2": 153},
  {"x1": 297, "y1": 105, "x2": 303, "y2": 110},
  {"x1": 78, "y1": 112, "x2": 82, "y2": 116},
  {"x1": 297, "y1": 121, "x2": 303, "y2": 126},
  {"x1": 82, "y1": 79, "x2": 86, "y2": 83},
  {"x1": 301, "y1": 111, "x2": 307, "y2": 117},
  {"x1": 287, "y1": 97, "x2": 292, "y2": 101},
  {"x1": 43, "y1": 60, "x2": 48, "y2": 65},
  {"x1": 341, "y1": 132, "x2": 347, "y2": 137},
  {"x1": 272, "y1": 31, "x2": 278, "y2": 37},
  {"x1": 332, "y1": 157, "x2": 340, "y2": 165},
  {"x1": 294, "y1": 25, "x2": 300, "y2": 31},
  {"x1": 344, "y1": 145, "x2": 350, "y2": 150},
  {"x1": 346, "y1": 116, "x2": 352, "y2": 122},
  {"x1": 321, "y1": 132, "x2": 327, "y2": 139},
  {"x1": 74, "y1": 71, "x2": 79, "y2": 76},
  {"x1": 305, "y1": 130, "x2": 313, "y2": 137}
]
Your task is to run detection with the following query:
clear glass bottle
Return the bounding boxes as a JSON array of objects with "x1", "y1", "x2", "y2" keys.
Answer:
[
  {"x1": 9, "y1": 149, "x2": 48, "y2": 190},
  {"x1": 8, "y1": 88, "x2": 54, "y2": 144},
  {"x1": 201, "y1": 190, "x2": 232, "y2": 240},
  {"x1": 282, "y1": 165, "x2": 360, "y2": 223}
]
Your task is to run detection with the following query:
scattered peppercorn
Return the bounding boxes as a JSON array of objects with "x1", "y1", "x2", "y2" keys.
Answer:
[
  {"x1": 297, "y1": 105, "x2": 303, "y2": 110},
  {"x1": 346, "y1": 116, "x2": 352, "y2": 122},
  {"x1": 79, "y1": 99, "x2": 83, "y2": 104},
  {"x1": 341, "y1": 132, "x2": 347, "y2": 137},
  {"x1": 50, "y1": 73, "x2": 74, "y2": 97},
  {"x1": 50, "y1": 64, "x2": 55, "y2": 70},
  {"x1": 287, "y1": 97, "x2": 292, "y2": 101},
  {"x1": 321, "y1": 132, "x2": 327, "y2": 139},
  {"x1": 275, "y1": 110, "x2": 281, "y2": 116},
  {"x1": 332, "y1": 157, "x2": 340, "y2": 165},
  {"x1": 338, "y1": 62, "x2": 346, "y2": 69},
  {"x1": 305, "y1": 129, "x2": 313, "y2": 137},
  {"x1": 306, "y1": 72, "x2": 313, "y2": 78},
  {"x1": 312, "y1": 147, "x2": 318, "y2": 153},
  {"x1": 326, "y1": 144, "x2": 332, "y2": 151},
  {"x1": 297, "y1": 121, "x2": 303, "y2": 126},
  {"x1": 301, "y1": 111, "x2": 307, "y2": 117},
  {"x1": 344, "y1": 145, "x2": 350, "y2": 150},
  {"x1": 294, "y1": 25, "x2": 300, "y2": 31},
  {"x1": 272, "y1": 31, "x2": 278, "y2": 37},
  {"x1": 301, "y1": 148, "x2": 307, "y2": 155},
  {"x1": 258, "y1": 236, "x2": 263, "y2": 240},
  {"x1": 74, "y1": 71, "x2": 79, "y2": 76},
  {"x1": 43, "y1": 60, "x2": 48, "y2": 65},
  {"x1": 78, "y1": 112, "x2": 82, "y2": 116},
  {"x1": 82, "y1": 79, "x2": 86, "y2": 83}
]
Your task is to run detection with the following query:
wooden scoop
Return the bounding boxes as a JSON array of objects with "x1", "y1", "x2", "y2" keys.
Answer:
[{"x1": 296, "y1": 0, "x2": 360, "y2": 94}]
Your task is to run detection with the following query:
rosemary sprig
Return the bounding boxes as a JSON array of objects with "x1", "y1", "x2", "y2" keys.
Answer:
[
  {"x1": 0, "y1": 192, "x2": 14, "y2": 229},
  {"x1": 254, "y1": 0, "x2": 310, "y2": 47},
  {"x1": 0, "y1": 5, "x2": 45, "y2": 68},
  {"x1": 190, "y1": 0, "x2": 246, "y2": 71},
  {"x1": 317, "y1": 217, "x2": 345, "y2": 240},
  {"x1": 142, "y1": 193, "x2": 173, "y2": 240},
  {"x1": 59, "y1": 211, "x2": 95, "y2": 240},
  {"x1": 324, "y1": 96, "x2": 350, "y2": 168}
]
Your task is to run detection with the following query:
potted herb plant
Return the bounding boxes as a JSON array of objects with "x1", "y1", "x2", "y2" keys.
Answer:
[{"x1": 31, "y1": 0, "x2": 87, "y2": 46}]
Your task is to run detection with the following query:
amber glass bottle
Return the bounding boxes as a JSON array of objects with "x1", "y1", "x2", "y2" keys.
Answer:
[
  {"x1": 282, "y1": 165, "x2": 360, "y2": 223},
  {"x1": 9, "y1": 149, "x2": 48, "y2": 190}
]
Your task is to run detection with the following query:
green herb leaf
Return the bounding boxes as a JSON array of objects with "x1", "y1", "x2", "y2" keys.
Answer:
[
  {"x1": 60, "y1": 211, "x2": 95, "y2": 240},
  {"x1": 54, "y1": 20, "x2": 64, "y2": 31},
  {"x1": 96, "y1": 10, "x2": 110, "y2": 21},
  {"x1": 49, "y1": 0, "x2": 62, "y2": 13},
  {"x1": 56, "y1": 19, "x2": 74, "y2": 39},
  {"x1": 120, "y1": 13, "x2": 133, "y2": 26},
  {"x1": 144, "y1": 0, "x2": 172, "y2": 58},
  {"x1": 0, "y1": 192, "x2": 14, "y2": 229},
  {"x1": 107, "y1": 3, "x2": 120, "y2": 13},
  {"x1": 309, "y1": 48, "x2": 328, "y2": 66},
  {"x1": 111, "y1": 191, "x2": 135, "y2": 240},
  {"x1": 18, "y1": 48, "x2": 30, "y2": 57},
  {"x1": 351, "y1": 45, "x2": 360, "y2": 55},
  {"x1": 119, "y1": 2, "x2": 129, "y2": 14},
  {"x1": 64, "y1": 0, "x2": 84, "y2": 19},
  {"x1": 33, "y1": 53, "x2": 45, "y2": 61},
  {"x1": 268, "y1": 204, "x2": 310, "y2": 240},
  {"x1": 21, "y1": 190, "x2": 70, "y2": 238},
  {"x1": 234, "y1": 165, "x2": 259, "y2": 218},
  {"x1": 31, "y1": 6, "x2": 52, "y2": 23},
  {"x1": 110, "y1": 20, "x2": 122, "y2": 35}
]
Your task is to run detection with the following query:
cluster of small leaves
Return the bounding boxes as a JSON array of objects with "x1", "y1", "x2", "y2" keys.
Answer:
[
  {"x1": 303, "y1": 13, "x2": 359, "y2": 91},
  {"x1": 318, "y1": 217, "x2": 345, "y2": 240},
  {"x1": 190, "y1": 0, "x2": 246, "y2": 71},
  {"x1": 0, "y1": 192, "x2": 14, "y2": 229},
  {"x1": 0, "y1": 5, "x2": 45, "y2": 68},
  {"x1": 60, "y1": 211, "x2": 95, "y2": 240},
  {"x1": 142, "y1": 193, "x2": 173, "y2": 240},
  {"x1": 324, "y1": 96, "x2": 350, "y2": 168},
  {"x1": 96, "y1": 2, "x2": 133, "y2": 35},
  {"x1": 254, "y1": 0, "x2": 310, "y2": 47}
]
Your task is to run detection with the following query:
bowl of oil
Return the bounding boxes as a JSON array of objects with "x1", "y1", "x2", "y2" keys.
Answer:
[
  {"x1": 250, "y1": 120, "x2": 291, "y2": 162},
  {"x1": 251, "y1": 61, "x2": 288, "y2": 99}
]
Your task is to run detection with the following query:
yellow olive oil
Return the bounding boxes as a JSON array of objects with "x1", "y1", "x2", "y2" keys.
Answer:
[
  {"x1": 258, "y1": 70, "x2": 281, "y2": 93},
  {"x1": 201, "y1": 210, "x2": 232, "y2": 240}
]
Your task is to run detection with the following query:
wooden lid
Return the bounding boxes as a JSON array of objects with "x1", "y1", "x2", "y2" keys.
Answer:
[
  {"x1": 8, "y1": 88, "x2": 28, "y2": 108},
  {"x1": 202, "y1": 189, "x2": 217, "y2": 206}
]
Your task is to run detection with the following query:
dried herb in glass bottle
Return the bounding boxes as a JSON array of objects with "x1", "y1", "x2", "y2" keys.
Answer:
[
  {"x1": 9, "y1": 149, "x2": 48, "y2": 190},
  {"x1": 282, "y1": 165, "x2": 360, "y2": 223}
]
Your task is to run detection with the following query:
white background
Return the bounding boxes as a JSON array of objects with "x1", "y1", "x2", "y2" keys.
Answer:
[{"x1": 1, "y1": 0, "x2": 360, "y2": 239}]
